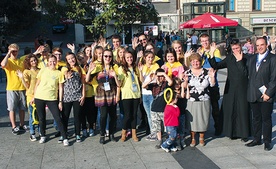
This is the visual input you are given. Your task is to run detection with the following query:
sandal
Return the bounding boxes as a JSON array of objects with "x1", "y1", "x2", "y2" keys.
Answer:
[
  {"x1": 190, "y1": 139, "x2": 196, "y2": 147},
  {"x1": 199, "y1": 138, "x2": 205, "y2": 146}
]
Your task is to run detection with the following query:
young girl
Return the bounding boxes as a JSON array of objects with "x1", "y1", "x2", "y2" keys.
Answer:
[
  {"x1": 92, "y1": 46, "x2": 103, "y2": 65},
  {"x1": 172, "y1": 77, "x2": 187, "y2": 150},
  {"x1": 118, "y1": 51, "x2": 141, "y2": 142},
  {"x1": 139, "y1": 51, "x2": 160, "y2": 139},
  {"x1": 17, "y1": 54, "x2": 40, "y2": 141},
  {"x1": 161, "y1": 90, "x2": 180, "y2": 152},
  {"x1": 161, "y1": 48, "x2": 185, "y2": 79},
  {"x1": 60, "y1": 52, "x2": 86, "y2": 143}
]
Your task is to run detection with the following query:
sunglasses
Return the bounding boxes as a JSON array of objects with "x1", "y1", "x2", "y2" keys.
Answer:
[
  {"x1": 139, "y1": 39, "x2": 147, "y2": 42},
  {"x1": 104, "y1": 55, "x2": 112, "y2": 58}
]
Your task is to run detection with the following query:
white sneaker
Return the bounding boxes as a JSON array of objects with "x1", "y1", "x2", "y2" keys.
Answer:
[
  {"x1": 39, "y1": 136, "x2": 46, "y2": 144},
  {"x1": 63, "y1": 139, "x2": 69, "y2": 146},
  {"x1": 30, "y1": 134, "x2": 37, "y2": 142},
  {"x1": 170, "y1": 147, "x2": 178, "y2": 152},
  {"x1": 58, "y1": 136, "x2": 64, "y2": 144},
  {"x1": 161, "y1": 145, "x2": 170, "y2": 153}
]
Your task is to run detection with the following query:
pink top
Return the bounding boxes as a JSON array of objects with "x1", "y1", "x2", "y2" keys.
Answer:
[
  {"x1": 164, "y1": 104, "x2": 180, "y2": 126},
  {"x1": 243, "y1": 43, "x2": 254, "y2": 54}
]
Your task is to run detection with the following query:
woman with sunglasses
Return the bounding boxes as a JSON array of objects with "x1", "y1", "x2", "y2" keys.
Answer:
[
  {"x1": 208, "y1": 40, "x2": 251, "y2": 142},
  {"x1": 87, "y1": 49, "x2": 120, "y2": 144},
  {"x1": 118, "y1": 51, "x2": 141, "y2": 142}
]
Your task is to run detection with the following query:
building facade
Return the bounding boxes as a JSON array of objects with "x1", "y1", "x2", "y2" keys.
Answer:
[{"x1": 154, "y1": 0, "x2": 276, "y2": 38}]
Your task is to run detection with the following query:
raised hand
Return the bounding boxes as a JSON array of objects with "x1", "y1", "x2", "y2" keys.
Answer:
[
  {"x1": 208, "y1": 68, "x2": 216, "y2": 78},
  {"x1": 209, "y1": 42, "x2": 217, "y2": 57},
  {"x1": 184, "y1": 49, "x2": 193, "y2": 58},
  {"x1": 132, "y1": 37, "x2": 139, "y2": 50},
  {"x1": 67, "y1": 43, "x2": 75, "y2": 53}
]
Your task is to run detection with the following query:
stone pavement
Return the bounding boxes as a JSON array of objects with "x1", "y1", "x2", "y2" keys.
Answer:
[{"x1": 0, "y1": 65, "x2": 275, "y2": 169}]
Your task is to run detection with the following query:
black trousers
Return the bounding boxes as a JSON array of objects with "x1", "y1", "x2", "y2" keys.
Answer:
[
  {"x1": 100, "y1": 105, "x2": 117, "y2": 136},
  {"x1": 208, "y1": 86, "x2": 221, "y2": 131},
  {"x1": 250, "y1": 102, "x2": 273, "y2": 143},
  {"x1": 80, "y1": 97, "x2": 97, "y2": 130},
  {"x1": 35, "y1": 99, "x2": 67, "y2": 138},
  {"x1": 122, "y1": 98, "x2": 140, "y2": 130},
  {"x1": 61, "y1": 101, "x2": 81, "y2": 135}
]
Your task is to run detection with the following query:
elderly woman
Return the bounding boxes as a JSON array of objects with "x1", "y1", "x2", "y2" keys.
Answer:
[{"x1": 184, "y1": 53, "x2": 215, "y2": 147}]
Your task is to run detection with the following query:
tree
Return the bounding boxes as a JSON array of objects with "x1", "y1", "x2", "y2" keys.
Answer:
[{"x1": 52, "y1": 0, "x2": 159, "y2": 34}]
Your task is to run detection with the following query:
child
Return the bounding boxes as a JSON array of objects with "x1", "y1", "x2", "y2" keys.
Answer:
[
  {"x1": 172, "y1": 77, "x2": 187, "y2": 150},
  {"x1": 161, "y1": 90, "x2": 180, "y2": 152},
  {"x1": 142, "y1": 68, "x2": 173, "y2": 147}
]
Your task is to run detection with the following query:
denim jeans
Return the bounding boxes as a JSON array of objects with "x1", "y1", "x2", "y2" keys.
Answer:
[
  {"x1": 162, "y1": 126, "x2": 177, "y2": 149},
  {"x1": 28, "y1": 104, "x2": 40, "y2": 135},
  {"x1": 97, "y1": 107, "x2": 109, "y2": 131},
  {"x1": 142, "y1": 94, "x2": 153, "y2": 132}
]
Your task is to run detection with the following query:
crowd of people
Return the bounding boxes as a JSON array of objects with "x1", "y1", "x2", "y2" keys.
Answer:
[{"x1": 1, "y1": 31, "x2": 275, "y2": 152}]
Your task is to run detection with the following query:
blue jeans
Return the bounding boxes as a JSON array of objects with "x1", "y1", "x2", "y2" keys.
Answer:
[
  {"x1": 162, "y1": 126, "x2": 177, "y2": 149},
  {"x1": 142, "y1": 94, "x2": 153, "y2": 132},
  {"x1": 28, "y1": 104, "x2": 40, "y2": 135},
  {"x1": 97, "y1": 107, "x2": 109, "y2": 131}
]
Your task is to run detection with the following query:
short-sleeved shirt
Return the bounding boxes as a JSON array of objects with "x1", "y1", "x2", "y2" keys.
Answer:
[
  {"x1": 3, "y1": 58, "x2": 25, "y2": 90},
  {"x1": 34, "y1": 67, "x2": 62, "y2": 100},
  {"x1": 23, "y1": 69, "x2": 39, "y2": 103},
  {"x1": 141, "y1": 63, "x2": 159, "y2": 95},
  {"x1": 185, "y1": 68, "x2": 213, "y2": 101},
  {"x1": 60, "y1": 67, "x2": 85, "y2": 102},
  {"x1": 118, "y1": 66, "x2": 141, "y2": 100},
  {"x1": 148, "y1": 82, "x2": 168, "y2": 112}
]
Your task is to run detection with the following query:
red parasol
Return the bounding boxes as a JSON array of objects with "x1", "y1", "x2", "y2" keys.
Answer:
[{"x1": 179, "y1": 12, "x2": 238, "y2": 29}]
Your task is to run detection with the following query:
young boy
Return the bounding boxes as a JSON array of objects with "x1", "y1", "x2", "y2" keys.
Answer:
[
  {"x1": 161, "y1": 91, "x2": 180, "y2": 152},
  {"x1": 142, "y1": 68, "x2": 173, "y2": 147}
]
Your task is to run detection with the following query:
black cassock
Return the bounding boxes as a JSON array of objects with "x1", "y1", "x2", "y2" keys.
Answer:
[{"x1": 209, "y1": 54, "x2": 251, "y2": 138}]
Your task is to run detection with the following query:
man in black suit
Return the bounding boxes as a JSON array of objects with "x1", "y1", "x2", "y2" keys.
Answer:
[{"x1": 245, "y1": 37, "x2": 276, "y2": 151}]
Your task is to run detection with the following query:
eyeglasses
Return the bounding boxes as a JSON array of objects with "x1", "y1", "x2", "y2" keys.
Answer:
[
  {"x1": 104, "y1": 55, "x2": 112, "y2": 58},
  {"x1": 231, "y1": 39, "x2": 240, "y2": 45}
]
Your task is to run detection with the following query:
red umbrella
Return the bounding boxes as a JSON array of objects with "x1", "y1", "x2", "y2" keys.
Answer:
[{"x1": 179, "y1": 12, "x2": 238, "y2": 29}]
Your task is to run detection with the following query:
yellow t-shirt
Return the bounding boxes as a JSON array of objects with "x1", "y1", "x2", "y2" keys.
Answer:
[
  {"x1": 118, "y1": 66, "x2": 141, "y2": 100},
  {"x1": 3, "y1": 58, "x2": 25, "y2": 90},
  {"x1": 34, "y1": 67, "x2": 62, "y2": 100},
  {"x1": 23, "y1": 69, "x2": 39, "y2": 104}
]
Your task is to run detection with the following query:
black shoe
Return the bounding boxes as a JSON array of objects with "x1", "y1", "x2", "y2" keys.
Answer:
[
  {"x1": 100, "y1": 136, "x2": 105, "y2": 144},
  {"x1": 245, "y1": 140, "x2": 262, "y2": 147},
  {"x1": 241, "y1": 138, "x2": 249, "y2": 142},
  {"x1": 264, "y1": 143, "x2": 272, "y2": 151},
  {"x1": 109, "y1": 135, "x2": 116, "y2": 142},
  {"x1": 55, "y1": 131, "x2": 61, "y2": 137}
]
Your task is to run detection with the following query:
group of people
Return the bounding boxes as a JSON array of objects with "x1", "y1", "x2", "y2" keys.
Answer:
[{"x1": 2, "y1": 32, "x2": 275, "y2": 152}]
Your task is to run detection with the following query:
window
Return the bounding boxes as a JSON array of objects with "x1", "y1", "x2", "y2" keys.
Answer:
[
  {"x1": 253, "y1": 28, "x2": 263, "y2": 36},
  {"x1": 253, "y1": 0, "x2": 261, "y2": 11},
  {"x1": 226, "y1": 0, "x2": 235, "y2": 11}
]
